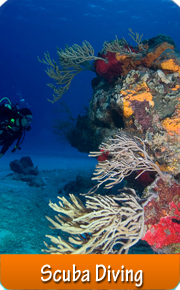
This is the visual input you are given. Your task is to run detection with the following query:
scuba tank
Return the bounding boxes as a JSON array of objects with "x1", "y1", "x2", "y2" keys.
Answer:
[{"x1": 0, "y1": 97, "x2": 31, "y2": 153}]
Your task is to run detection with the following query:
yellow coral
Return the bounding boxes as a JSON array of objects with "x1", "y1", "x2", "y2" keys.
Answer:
[
  {"x1": 115, "y1": 42, "x2": 174, "y2": 75},
  {"x1": 157, "y1": 86, "x2": 180, "y2": 134},
  {"x1": 159, "y1": 163, "x2": 177, "y2": 174},
  {"x1": 160, "y1": 59, "x2": 180, "y2": 74},
  {"x1": 142, "y1": 42, "x2": 174, "y2": 67},
  {"x1": 158, "y1": 162, "x2": 179, "y2": 174},
  {"x1": 135, "y1": 81, "x2": 150, "y2": 91},
  {"x1": 120, "y1": 87, "x2": 154, "y2": 118},
  {"x1": 123, "y1": 100, "x2": 134, "y2": 118},
  {"x1": 116, "y1": 53, "x2": 127, "y2": 62},
  {"x1": 161, "y1": 117, "x2": 180, "y2": 134},
  {"x1": 159, "y1": 164, "x2": 169, "y2": 173},
  {"x1": 172, "y1": 85, "x2": 180, "y2": 91}
]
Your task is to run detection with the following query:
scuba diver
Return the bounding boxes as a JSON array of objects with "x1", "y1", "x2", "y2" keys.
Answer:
[{"x1": 0, "y1": 98, "x2": 33, "y2": 158}]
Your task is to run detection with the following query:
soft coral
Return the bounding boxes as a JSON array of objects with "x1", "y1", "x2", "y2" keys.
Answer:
[{"x1": 94, "y1": 51, "x2": 123, "y2": 83}]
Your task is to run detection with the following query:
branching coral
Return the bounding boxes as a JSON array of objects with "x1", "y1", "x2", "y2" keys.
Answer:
[
  {"x1": 38, "y1": 41, "x2": 105, "y2": 103},
  {"x1": 103, "y1": 29, "x2": 144, "y2": 56},
  {"x1": 43, "y1": 189, "x2": 145, "y2": 254},
  {"x1": 94, "y1": 33, "x2": 142, "y2": 83},
  {"x1": 103, "y1": 36, "x2": 127, "y2": 54},
  {"x1": 43, "y1": 131, "x2": 176, "y2": 254},
  {"x1": 89, "y1": 132, "x2": 166, "y2": 189},
  {"x1": 95, "y1": 35, "x2": 175, "y2": 83},
  {"x1": 57, "y1": 41, "x2": 100, "y2": 67},
  {"x1": 128, "y1": 29, "x2": 145, "y2": 51},
  {"x1": 103, "y1": 36, "x2": 139, "y2": 56}
]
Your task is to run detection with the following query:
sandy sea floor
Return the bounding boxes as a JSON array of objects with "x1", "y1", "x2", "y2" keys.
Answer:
[
  {"x1": 0, "y1": 152, "x2": 153, "y2": 254},
  {"x1": 0, "y1": 152, "x2": 97, "y2": 254}
]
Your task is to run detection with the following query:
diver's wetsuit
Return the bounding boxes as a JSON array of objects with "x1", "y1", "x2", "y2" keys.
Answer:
[{"x1": 0, "y1": 105, "x2": 24, "y2": 155}]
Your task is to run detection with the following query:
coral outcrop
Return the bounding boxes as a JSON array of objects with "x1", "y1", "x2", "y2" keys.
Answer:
[
  {"x1": 89, "y1": 35, "x2": 180, "y2": 177},
  {"x1": 44, "y1": 33, "x2": 180, "y2": 254},
  {"x1": 9, "y1": 157, "x2": 45, "y2": 187},
  {"x1": 94, "y1": 34, "x2": 178, "y2": 82},
  {"x1": 88, "y1": 34, "x2": 180, "y2": 253}
]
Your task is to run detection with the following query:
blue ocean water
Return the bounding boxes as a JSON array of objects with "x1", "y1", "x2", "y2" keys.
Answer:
[{"x1": 0, "y1": 0, "x2": 180, "y2": 257}]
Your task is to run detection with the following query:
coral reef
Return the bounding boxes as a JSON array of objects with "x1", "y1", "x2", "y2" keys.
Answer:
[
  {"x1": 62, "y1": 34, "x2": 180, "y2": 161},
  {"x1": 94, "y1": 34, "x2": 176, "y2": 83},
  {"x1": 88, "y1": 34, "x2": 180, "y2": 177},
  {"x1": 43, "y1": 33, "x2": 180, "y2": 254},
  {"x1": 90, "y1": 45, "x2": 180, "y2": 252},
  {"x1": 43, "y1": 133, "x2": 167, "y2": 254}
]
